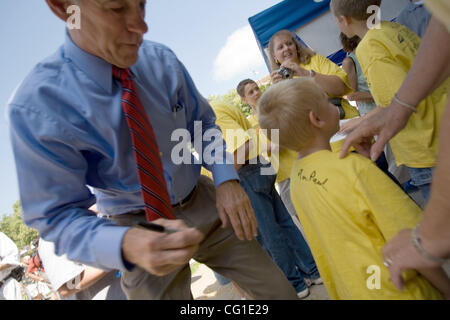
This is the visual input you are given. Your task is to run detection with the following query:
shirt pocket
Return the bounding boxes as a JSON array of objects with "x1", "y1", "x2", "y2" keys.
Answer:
[{"x1": 171, "y1": 101, "x2": 187, "y2": 127}]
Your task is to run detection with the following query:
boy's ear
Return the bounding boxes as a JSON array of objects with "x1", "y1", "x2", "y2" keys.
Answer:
[
  {"x1": 242, "y1": 96, "x2": 248, "y2": 104},
  {"x1": 309, "y1": 110, "x2": 325, "y2": 129},
  {"x1": 46, "y1": 0, "x2": 72, "y2": 22},
  {"x1": 341, "y1": 15, "x2": 352, "y2": 27}
]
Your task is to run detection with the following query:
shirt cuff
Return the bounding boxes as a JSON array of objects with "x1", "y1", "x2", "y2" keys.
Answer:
[
  {"x1": 210, "y1": 162, "x2": 239, "y2": 188},
  {"x1": 92, "y1": 225, "x2": 134, "y2": 272}
]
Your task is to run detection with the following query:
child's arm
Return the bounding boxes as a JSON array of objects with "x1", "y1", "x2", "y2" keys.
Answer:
[
  {"x1": 342, "y1": 57, "x2": 357, "y2": 92},
  {"x1": 416, "y1": 267, "x2": 450, "y2": 300},
  {"x1": 345, "y1": 91, "x2": 374, "y2": 103}
]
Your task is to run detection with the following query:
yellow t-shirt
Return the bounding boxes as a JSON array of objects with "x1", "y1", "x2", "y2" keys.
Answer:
[
  {"x1": 275, "y1": 149, "x2": 298, "y2": 183},
  {"x1": 426, "y1": 0, "x2": 450, "y2": 32},
  {"x1": 247, "y1": 114, "x2": 259, "y2": 129},
  {"x1": 301, "y1": 54, "x2": 360, "y2": 119},
  {"x1": 211, "y1": 101, "x2": 263, "y2": 161},
  {"x1": 290, "y1": 150, "x2": 442, "y2": 300},
  {"x1": 356, "y1": 21, "x2": 448, "y2": 168},
  {"x1": 200, "y1": 167, "x2": 213, "y2": 179}
]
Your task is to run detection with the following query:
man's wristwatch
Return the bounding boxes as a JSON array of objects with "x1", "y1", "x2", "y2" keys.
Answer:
[{"x1": 309, "y1": 69, "x2": 316, "y2": 77}]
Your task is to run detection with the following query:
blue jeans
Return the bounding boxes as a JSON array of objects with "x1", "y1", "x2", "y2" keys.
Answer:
[
  {"x1": 406, "y1": 167, "x2": 434, "y2": 203},
  {"x1": 213, "y1": 271, "x2": 231, "y2": 286},
  {"x1": 238, "y1": 162, "x2": 319, "y2": 292}
]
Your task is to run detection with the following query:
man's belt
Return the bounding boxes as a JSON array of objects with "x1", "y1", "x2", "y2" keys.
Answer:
[
  {"x1": 123, "y1": 185, "x2": 197, "y2": 216},
  {"x1": 109, "y1": 185, "x2": 198, "y2": 220},
  {"x1": 172, "y1": 185, "x2": 197, "y2": 208}
]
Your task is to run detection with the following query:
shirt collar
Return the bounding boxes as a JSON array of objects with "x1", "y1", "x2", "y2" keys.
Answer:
[
  {"x1": 63, "y1": 29, "x2": 113, "y2": 93},
  {"x1": 410, "y1": 0, "x2": 424, "y2": 6}
]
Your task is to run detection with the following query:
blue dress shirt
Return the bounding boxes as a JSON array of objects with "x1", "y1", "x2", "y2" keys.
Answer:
[
  {"x1": 7, "y1": 31, "x2": 238, "y2": 271},
  {"x1": 395, "y1": 0, "x2": 431, "y2": 38}
]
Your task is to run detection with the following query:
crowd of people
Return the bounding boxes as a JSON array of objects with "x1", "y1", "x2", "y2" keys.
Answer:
[
  {"x1": 1, "y1": 232, "x2": 126, "y2": 300},
  {"x1": 257, "y1": 0, "x2": 449, "y2": 299},
  {"x1": 1, "y1": 0, "x2": 449, "y2": 300}
]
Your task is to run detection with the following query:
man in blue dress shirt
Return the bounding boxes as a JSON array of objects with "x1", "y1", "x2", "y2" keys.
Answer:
[{"x1": 7, "y1": 0, "x2": 297, "y2": 299}]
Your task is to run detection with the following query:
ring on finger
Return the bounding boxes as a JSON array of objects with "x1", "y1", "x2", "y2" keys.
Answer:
[{"x1": 383, "y1": 257, "x2": 393, "y2": 268}]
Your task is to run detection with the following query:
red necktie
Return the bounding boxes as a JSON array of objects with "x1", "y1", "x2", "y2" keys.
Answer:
[{"x1": 113, "y1": 66, "x2": 176, "y2": 221}]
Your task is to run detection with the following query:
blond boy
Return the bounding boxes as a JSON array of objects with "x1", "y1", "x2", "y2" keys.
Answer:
[
  {"x1": 257, "y1": 77, "x2": 447, "y2": 299},
  {"x1": 211, "y1": 99, "x2": 321, "y2": 298}
]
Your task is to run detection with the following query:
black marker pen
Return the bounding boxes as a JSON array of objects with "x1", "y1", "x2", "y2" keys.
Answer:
[{"x1": 136, "y1": 221, "x2": 179, "y2": 234}]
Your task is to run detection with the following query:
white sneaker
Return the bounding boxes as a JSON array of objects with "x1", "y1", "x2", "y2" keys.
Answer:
[
  {"x1": 296, "y1": 287, "x2": 310, "y2": 299},
  {"x1": 305, "y1": 277, "x2": 323, "y2": 287}
]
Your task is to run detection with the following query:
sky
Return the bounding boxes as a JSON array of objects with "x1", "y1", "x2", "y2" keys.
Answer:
[{"x1": 0, "y1": 0, "x2": 282, "y2": 216}]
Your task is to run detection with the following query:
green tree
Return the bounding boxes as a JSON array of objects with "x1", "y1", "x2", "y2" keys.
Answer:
[
  {"x1": 209, "y1": 88, "x2": 251, "y2": 116},
  {"x1": 0, "y1": 201, "x2": 38, "y2": 250}
]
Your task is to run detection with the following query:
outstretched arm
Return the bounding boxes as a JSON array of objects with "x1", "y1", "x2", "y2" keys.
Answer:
[
  {"x1": 0, "y1": 264, "x2": 13, "y2": 272},
  {"x1": 382, "y1": 103, "x2": 450, "y2": 292},
  {"x1": 58, "y1": 267, "x2": 108, "y2": 298}
]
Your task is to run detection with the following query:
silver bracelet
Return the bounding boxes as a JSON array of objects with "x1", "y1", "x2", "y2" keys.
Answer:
[
  {"x1": 411, "y1": 225, "x2": 447, "y2": 264},
  {"x1": 393, "y1": 94, "x2": 417, "y2": 113}
]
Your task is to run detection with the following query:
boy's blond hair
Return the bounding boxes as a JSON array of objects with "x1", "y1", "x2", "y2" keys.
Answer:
[
  {"x1": 257, "y1": 78, "x2": 324, "y2": 151},
  {"x1": 330, "y1": 0, "x2": 381, "y2": 21}
]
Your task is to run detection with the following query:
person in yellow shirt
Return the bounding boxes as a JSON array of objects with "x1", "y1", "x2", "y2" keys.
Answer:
[
  {"x1": 336, "y1": 0, "x2": 450, "y2": 296},
  {"x1": 257, "y1": 77, "x2": 449, "y2": 300},
  {"x1": 210, "y1": 100, "x2": 321, "y2": 299},
  {"x1": 236, "y1": 79, "x2": 306, "y2": 236},
  {"x1": 338, "y1": 33, "x2": 406, "y2": 191},
  {"x1": 330, "y1": 0, "x2": 448, "y2": 203},
  {"x1": 268, "y1": 29, "x2": 359, "y2": 120}
]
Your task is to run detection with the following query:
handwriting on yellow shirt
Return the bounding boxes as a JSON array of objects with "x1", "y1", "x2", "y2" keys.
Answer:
[{"x1": 297, "y1": 169, "x2": 328, "y2": 191}]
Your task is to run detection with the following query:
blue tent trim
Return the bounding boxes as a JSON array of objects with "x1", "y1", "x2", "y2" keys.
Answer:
[
  {"x1": 249, "y1": 0, "x2": 348, "y2": 70},
  {"x1": 249, "y1": 0, "x2": 331, "y2": 48},
  {"x1": 328, "y1": 49, "x2": 347, "y2": 66}
]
